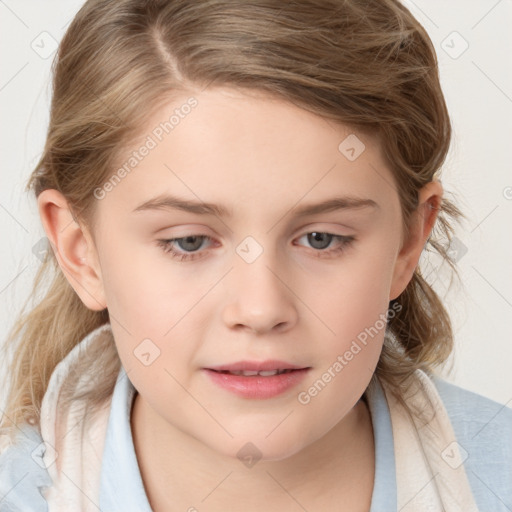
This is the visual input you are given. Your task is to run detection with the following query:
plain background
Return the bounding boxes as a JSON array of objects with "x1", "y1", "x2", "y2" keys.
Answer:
[{"x1": 0, "y1": 0, "x2": 511, "y2": 407}]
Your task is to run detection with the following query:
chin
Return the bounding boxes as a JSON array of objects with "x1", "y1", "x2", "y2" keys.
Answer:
[{"x1": 211, "y1": 428, "x2": 312, "y2": 465}]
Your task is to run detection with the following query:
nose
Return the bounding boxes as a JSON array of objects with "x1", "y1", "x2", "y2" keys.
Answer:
[{"x1": 221, "y1": 250, "x2": 298, "y2": 335}]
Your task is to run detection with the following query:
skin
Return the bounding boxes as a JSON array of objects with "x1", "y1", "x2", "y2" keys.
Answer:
[{"x1": 38, "y1": 87, "x2": 442, "y2": 511}]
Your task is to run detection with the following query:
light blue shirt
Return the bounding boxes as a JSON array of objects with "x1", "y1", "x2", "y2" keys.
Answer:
[{"x1": 1, "y1": 366, "x2": 511, "y2": 511}]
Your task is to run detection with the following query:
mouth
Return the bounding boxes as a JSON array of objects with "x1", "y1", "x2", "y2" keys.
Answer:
[
  {"x1": 203, "y1": 360, "x2": 311, "y2": 399},
  {"x1": 209, "y1": 368, "x2": 299, "y2": 377}
]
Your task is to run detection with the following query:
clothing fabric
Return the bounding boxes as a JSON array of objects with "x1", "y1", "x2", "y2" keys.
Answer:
[{"x1": 0, "y1": 323, "x2": 511, "y2": 511}]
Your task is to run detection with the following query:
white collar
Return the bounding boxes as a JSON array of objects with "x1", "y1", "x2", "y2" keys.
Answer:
[{"x1": 40, "y1": 322, "x2": 478, "y2": 511}]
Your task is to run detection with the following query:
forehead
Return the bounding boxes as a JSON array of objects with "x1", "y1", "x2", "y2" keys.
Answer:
[{"x1": 98, "y1": 87, "x2": 399, "y2": 220}]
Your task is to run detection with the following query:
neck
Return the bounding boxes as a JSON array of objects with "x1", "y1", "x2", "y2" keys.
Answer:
[{"x1": 131, "y1": 393, "x2": 375, "y2": 511}]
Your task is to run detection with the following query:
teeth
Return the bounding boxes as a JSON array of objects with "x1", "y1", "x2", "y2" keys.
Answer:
[{"x1": 224, "y1": 369, "x2": 293, "y2": 376}]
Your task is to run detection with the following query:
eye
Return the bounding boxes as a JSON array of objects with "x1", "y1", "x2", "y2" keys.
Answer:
[
  {"x1": 157, "y1": 235, "x2": 213, "y2": 262},
  {"x1": 157, "y1": 232, "x2": 355, "y2": 262},
  {"x1": 294, "y1": 232, "x2": 355, "y2": 258}
]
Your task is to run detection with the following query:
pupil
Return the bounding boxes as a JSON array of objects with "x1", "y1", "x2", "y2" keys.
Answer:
[
  {"x1": 309, "y1": 232, "x2": 331, "y2": 250},
  {"x1": 180, "y1": 236, "x2": 202, "y2": 251}
]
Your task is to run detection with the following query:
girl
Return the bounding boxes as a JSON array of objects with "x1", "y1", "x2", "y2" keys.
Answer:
[{"x1": 1, "y1": 0, "x2": 510, "y2": 511}]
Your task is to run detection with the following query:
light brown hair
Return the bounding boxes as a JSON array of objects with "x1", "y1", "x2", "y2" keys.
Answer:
[{"x1": 1, "y1": 0, "x2": 461, "y2": 439}]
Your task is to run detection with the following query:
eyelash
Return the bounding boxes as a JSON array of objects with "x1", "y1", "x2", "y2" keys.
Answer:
[{"x1": 156, "y1": 232, "x2": 355, "y2": 262}]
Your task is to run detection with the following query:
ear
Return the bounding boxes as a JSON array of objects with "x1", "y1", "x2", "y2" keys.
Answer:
[
  {"x1": 37, "y1": 189, "x2": 107, "y2": 311},
  {"x1": 389, "y1": 180, "x2": 443, "y2": 301}
]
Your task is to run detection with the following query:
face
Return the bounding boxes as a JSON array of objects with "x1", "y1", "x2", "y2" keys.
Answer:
[{"x1": 81, "y1": 88, "x2": 408, "y2": 460}]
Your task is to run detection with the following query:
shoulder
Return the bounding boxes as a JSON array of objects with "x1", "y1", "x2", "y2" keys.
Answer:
[
  {"x1": 0, "y1": 423, "x2": 50, "y2": 512},
  {"x1": 432, "y1": 376, "x2": 512, "y2": 511},
  {"x1": 432, "y1": 376, "x2": 512, "y2": 439}
]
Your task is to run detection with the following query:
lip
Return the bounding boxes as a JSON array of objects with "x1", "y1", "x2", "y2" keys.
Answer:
[
  {"x1": 207, "y1": 360, "x2": 306, "y2": 372},
  {"x1": 203, "y1": 360, "x2": 311, "y2": 399}
]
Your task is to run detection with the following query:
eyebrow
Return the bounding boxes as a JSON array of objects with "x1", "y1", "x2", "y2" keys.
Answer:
[{"x1": 132, "y1": 194, "x2": 379, "y2": 218}]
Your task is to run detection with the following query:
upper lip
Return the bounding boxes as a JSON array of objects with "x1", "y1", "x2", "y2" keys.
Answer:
[{"x1": 206, "y1": 360, "x2": 309, "y2": 372}]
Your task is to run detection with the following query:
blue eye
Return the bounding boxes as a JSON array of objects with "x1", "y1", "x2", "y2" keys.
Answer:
[
  {"x1": 295, "y1": 232, "x2": 355, "y2": 258},
  {"x1": 157, "y1": 232, "x2": 355, "y2": 262},
  {"x1": 157, "y1": 235, "x2": 212, "y2": 262},
  {"x1": 297, "y1": 232, "x2": 350, "y2": 251}
]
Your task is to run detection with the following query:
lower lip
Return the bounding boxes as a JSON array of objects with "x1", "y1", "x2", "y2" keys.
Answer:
[{"x1": 203, "y1": 368, "x2": 310, "y2": 399}]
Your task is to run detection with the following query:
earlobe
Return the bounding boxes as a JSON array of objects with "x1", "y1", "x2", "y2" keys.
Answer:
[
  {"x1": 37, "y1": 189, "x2": 107, "y2": 311},
  {"x1": 389, "y1": 180, "x2": 443, "y2": 301}
]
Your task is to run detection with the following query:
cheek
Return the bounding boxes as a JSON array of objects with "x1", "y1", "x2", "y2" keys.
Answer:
[
  {"x1": 295, "y1": 239, "x2": 399, "y2": 425},
  {"x1": 98, "y1": 235, "x2": 208, "y2": 333},
  {"x1": 295, "y1": 267, "x2": 393, "y2": 435},
  {"x1": 97, "y1": 240, "x2": 209, "y2": 383},
  {"x1": 305, "y1": 242, "x2": 397, "y2": 349}
]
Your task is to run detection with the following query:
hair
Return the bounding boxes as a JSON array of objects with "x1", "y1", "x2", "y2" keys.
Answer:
[{"x1": 1, "y1": 0, "x2": 462, "y2": 440}]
